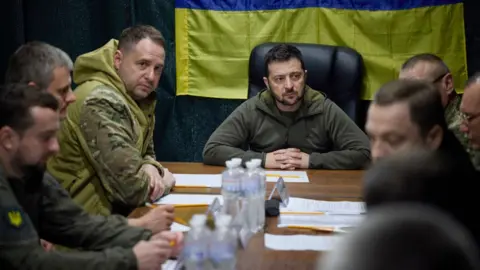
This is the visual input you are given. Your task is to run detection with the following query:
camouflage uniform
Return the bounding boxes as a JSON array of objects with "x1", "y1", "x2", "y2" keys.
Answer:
[
  {"x1": 445, "y1": 92, "x2": 480, "y2": 170},
  {"x1": 47, "y1": 39, "x2": 170, "y2": 216},
  {"x1": 0, "y1": 167, "x2": 150, "y2": 269}
]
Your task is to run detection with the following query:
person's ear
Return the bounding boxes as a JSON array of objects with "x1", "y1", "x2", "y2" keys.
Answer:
[
  {"x1": 263, "y1": 76, "x2": 269, "y2": 89},
  {"x1": 444, "y1": 73, "x2": 454, "y2": 96},
  {"x1": 0, "y1": 127, "x2": 19, "y2": 152},
  {"x1": 425, "y1": 125, "x2": 443, "y2": 150},
  {"x1": 113, "y1": 50, "x2": 123, "y2": 71}
]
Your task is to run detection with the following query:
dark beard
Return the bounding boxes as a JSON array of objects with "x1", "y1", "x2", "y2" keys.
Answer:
[
  {"x1": 270, "y1": 84, "x2": 305, "y2": 106},
  {"x1": 22, "y1": 164, "x2": 46, "y2": 187},
  {"x1": 12, "y1": 154, "x2": 46, "y2": 190}
]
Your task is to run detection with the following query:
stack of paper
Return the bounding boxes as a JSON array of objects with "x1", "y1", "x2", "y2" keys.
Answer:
[
  {"x1": 281, "y1": 197, "x2": 366, "y2": 214},
  {"x1": 154, "y1": 194, "x2": 223, "y2": 205},
  {"x1": 264, "y1": 234, "x2": 340, "y2": 251},
  {"x1": 173, "y1": 170, "x2": 310, "y2": 187},
  {"x1": 171, "y1": 222, "x2": 190, "y2": 232},
  {"x1": 174, "y1": 174, "x2": 222, "y2": 188},
  {"x1": 265, "y1": 171, "x2": 309, "y2": 183},
  {"x1": 278, "y1": 212, "x2": 364, "y2": 227},
  {"x1": 161, "y1": 260, "x2": 178, "y2": 270}
]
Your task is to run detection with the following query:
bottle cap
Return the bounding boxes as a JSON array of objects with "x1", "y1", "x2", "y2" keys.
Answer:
[
  {"x1": 216, "y1": 214, "x2": 232, "y2": 226},
  {"x1": 231, "y1": 158, "x2": 242, "y2": 166},
  {"x1": 190, "y1": 214, "x2": 207, "y2": 226},
  {"x1": 225, "y1": 160, "x2": 235, "y2": 168}
]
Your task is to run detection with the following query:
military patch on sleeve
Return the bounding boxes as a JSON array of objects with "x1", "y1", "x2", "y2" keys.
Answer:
[
  {"x1": 4, "y1": 208, "x2": 24, "y2": 229},
  {"x1": 0, "y1": 206, "x2": 38, "y2": 244}
]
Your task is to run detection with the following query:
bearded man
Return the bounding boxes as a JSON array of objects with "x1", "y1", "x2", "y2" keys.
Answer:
[{"x1": 203, "y1": 44, "x2": 370, "y2": 169}]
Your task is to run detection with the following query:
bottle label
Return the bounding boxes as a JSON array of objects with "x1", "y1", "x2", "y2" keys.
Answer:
[
  {"x1": 184, "y1": 245, "x2": 206, "y2": 261},
  {"x1": 209, "y1": 242, "x2": 236, "y2": 262},
  {"x1": 222, "y1": 177, "x2": 241, "y2": 192}
]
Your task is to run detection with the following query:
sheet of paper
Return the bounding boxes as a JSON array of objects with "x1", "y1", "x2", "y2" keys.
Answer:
[
  {"x1": 265, "y1": 170, "x2": 309, "y2": 183},
  {"x1": 162, "y1": 260, "x2": 178, "y2": 270},
  {"x1": 171, "y1": 222, "x2": 190, "y2": 232},
  {"x1": 264, "y1": 234, "x2": 340, "y2": 251},
  {"x1": 174, "y1": 173, "x2": 222, "y2": 188},
  {"x1": 281, "y1": 197, "x2": 366, "y2": 214},
  {"x1": 278, "y1": 213, "x2": 364, "y2": 227},
  {"x1": 154, "y1": 194, "x2": 224, "y2": 205}
]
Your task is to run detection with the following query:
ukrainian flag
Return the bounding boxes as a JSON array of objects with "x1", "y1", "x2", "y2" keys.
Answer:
[{"x1": 175, "y1": 0, "x2": 467, "y2": 100}]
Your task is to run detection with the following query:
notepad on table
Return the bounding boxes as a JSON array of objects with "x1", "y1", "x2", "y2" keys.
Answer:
[
  {"x1": 162, "y1": 260, "x2": 178, "y2": 270},
  {"x1": 265, "y1": 171, "x2": 309, "y2": 183},
  {"x1": 281, "y1": 197, "x2": 366, "y2": 214},
  {"x1": 173, "y1": 174, "x2": 222, "y2": 188},
  {"x1": 278, "y1": 212, "x2": 364, "y2": 227},
  {"x1": 264, "y1": 234, "x2": 340, "y2": 251},
  {"x1": 171, "y1": 222, "x2": 191, "y2": 232},
  {"x1": 154, "y1": 194, "x2": 223, "y2": 206}
]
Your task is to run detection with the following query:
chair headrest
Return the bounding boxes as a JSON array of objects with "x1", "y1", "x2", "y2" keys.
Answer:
[{"x1": 248, "y1": 42, "x2": 363, "y2": 104}]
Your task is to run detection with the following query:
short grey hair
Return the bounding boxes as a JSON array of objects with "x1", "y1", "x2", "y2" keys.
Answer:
[
  {"x1": 5, "y1": 41, "x2": 73, "y2": 89},
  {"x1": 465, "y1": 72, "x2": 480, "y2": 88}
]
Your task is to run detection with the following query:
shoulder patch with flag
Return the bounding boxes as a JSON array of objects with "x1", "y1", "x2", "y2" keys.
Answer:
[
  {"x1": 5, "y1": 208, "x2": 24, "y2": 228},
  {"x1": 0, "y1": 206, "x2": 38, "y2": 244}
]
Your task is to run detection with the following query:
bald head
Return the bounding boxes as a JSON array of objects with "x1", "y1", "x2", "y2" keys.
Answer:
[
  {"x1": 320, "y1": 203, "x2": 480, "y2": 270},
  {"x1": 399, "y1": 54, "x2": 454, "y2": 106}
]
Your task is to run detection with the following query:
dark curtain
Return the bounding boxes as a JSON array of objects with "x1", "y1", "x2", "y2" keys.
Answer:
[
  {"x1": 0, "y1": 0, "x2": 478, "y2": 162},
  {"x1": 0, "y1": 0, "x2": 243, "y2": 162}
]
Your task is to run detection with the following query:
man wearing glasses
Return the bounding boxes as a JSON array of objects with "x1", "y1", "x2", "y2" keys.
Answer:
[
  {"x1": 460, "y1": 73, "x2": 480, "y2": 170},
  {"x1": 398, "y1": 54, "x2": 479, "y2": 169}
]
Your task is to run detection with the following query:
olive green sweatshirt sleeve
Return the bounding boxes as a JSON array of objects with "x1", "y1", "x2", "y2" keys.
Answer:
[
  {"x1": 39, "y1": 173, "x2": 151, "y2": 250},
  {"x1": 203, "y1": 101, "x2": 264, "y2": 165},
  {"x1": 309, "y1": 100, "x2": 371, "y2": 169},
  {"x1": 0, "y1": 174, "x2": 146, "y2": 270}
]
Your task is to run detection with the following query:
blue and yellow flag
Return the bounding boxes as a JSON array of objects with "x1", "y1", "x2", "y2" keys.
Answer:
[{"x1": 175, "y1": 0, "x2": 466, "y2": 100}]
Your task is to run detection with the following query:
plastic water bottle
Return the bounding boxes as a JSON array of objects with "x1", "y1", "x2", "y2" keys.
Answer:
[
  {"x1": 221, "y1": 159, "x2": 244, "y2": 219},
  {"x1": 242, "y1": 161, "x2": 260, "y2": 232},
  {"x1": 183, "y1": 214, "x2": 211, "y2": 270},
  {"x1": 251, "y1": 158, "x2": 266, "y2": 231},
  {"x1": 208, "y1": 214, "x2": 237, "y2": 270}
]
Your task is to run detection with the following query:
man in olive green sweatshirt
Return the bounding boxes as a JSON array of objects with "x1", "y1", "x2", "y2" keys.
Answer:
[{"x1": 203, "y1": 44, "x2": 371, "y2": 170}]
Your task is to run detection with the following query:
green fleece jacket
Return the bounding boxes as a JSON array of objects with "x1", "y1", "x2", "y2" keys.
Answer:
[
  {"x1": 203, "y1": 87, "x2": 371, "y2": 169},
  {"x1": 47, "y1": 39, "x2": 167, "y2": 216}
]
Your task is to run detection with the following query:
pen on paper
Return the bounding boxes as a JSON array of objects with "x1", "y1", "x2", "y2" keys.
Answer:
[
  {"x1": 280, "y1": 225, "x2": 352, "y2": 233},
  {"x1": 174, "y1": 217, "x2": 189, "y2": 225},
  {"x1": 266, "y1": 174, "x2": 301, "y2": 178},
  {"x1": 174, "y1": 185, "x2": 210, "y2": 188},
  {"x1": 148, "y1": 203, "x2": 210, "y2": 208},
  {"x1": 284, "y1": 225, "x2": 335, "y2": 232},
  {"x1": 280, "y1": 211, "x2": 326, "y2": 215}
]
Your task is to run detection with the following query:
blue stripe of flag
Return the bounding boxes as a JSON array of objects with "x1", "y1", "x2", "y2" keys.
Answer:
[{"x1": 175, "y1": 0, "x2": 462, "y2": 11}]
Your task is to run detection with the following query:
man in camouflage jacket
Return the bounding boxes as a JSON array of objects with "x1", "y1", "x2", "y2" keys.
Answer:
[{"x1": 47, "y1": 25, "x2": 176, "y2": 216}]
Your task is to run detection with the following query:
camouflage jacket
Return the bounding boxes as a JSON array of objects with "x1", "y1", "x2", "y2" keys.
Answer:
[
  {"x1": 446, "y1": 93, "x2": 480, "y2": 170},
  {"x1": 0, "y1": 167, "x2": 151, "y2": 269},
  {"x1": 47, "y1": 83, "x2": 168, "y2": 216},
  {"x1": 48, "y1": 39, "x2": 169, "y2": 216}
]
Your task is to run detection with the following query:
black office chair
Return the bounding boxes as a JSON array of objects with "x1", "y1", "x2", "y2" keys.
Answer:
[{"x1": 248, "y1": 42, "x2": 363, "y2": 124}]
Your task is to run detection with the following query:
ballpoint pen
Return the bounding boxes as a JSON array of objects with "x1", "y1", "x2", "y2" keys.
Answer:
[{"x1": 280, "y1": 224, "x2": 352, "y2": 233}]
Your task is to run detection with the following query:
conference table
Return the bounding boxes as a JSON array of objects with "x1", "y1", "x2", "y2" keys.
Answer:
[{"x1": 129, "y1": 162, "x2": 364, "y2": 269}]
